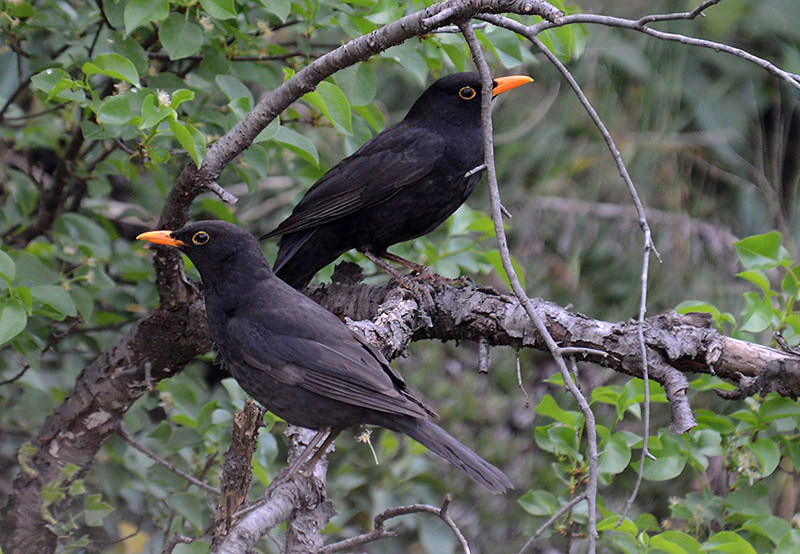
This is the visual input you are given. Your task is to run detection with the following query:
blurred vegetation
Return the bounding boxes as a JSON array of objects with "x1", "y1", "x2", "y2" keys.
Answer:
[{"x1": 2, "y1": 0, "x2": 800, "y2": 552}]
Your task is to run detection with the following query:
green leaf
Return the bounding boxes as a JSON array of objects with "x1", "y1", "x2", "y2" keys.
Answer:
[
  {"x1": 733, "y1": 231, "x2": 787, "y2": 270},
  {"x1": 643, "y1": 453, "x2": 686, "y2": 481},
  {"x1": 83, "y1": 53, "x2": 140, "y2": 86},
  {"x1": 740, "y1": 292, "x2": 774, "y2": 333},
  {"x1": 274, "y1": 125, "x2": 319, "y2": 165},
  {"x1": 334, "y1": 63, "x2": 377, "y2": 107},
  {"x1": 97, "y1": 95, "x2": 136, "y2": 126},
  {"x1": 31, "y1": 68, "x2": 71, "y2": 95},
  {"x1": 139, "y1": 93, "x2": 174, "y2": 128},
  {"x1": 597, "y1": 432, "x2": 631, "y2": 475},
  {"x1": 382, "y1": 43, "x2": 427, "y2": 86},
  {"x1": 0, "y1": 250, "x2": 15, "y2": 281},
  {"x1": 650, "y1": 531, "x2": 702, "y2": 554},
  {"x1": 253, "y1": 118, "x2": 280, "y2": 144},
  {"x1": 124, "y1": 0, "x2": 169, "y2": 34},
  {"x1": 484, "y1": 249, "x2": 526, "y2": 289},
  {"x1": 781, "y1": 266, "x2": 800, "y2": 298},
  {"x1": 776, "y1": 530, "x2": 800, "y2": 554},
  {"x1": 0, "y1": 299, "x2": 27, "y2": 346},
  {"x1": 168, "y1": 119, "x2": 206, "y2": 168},
  {"x1": 535, "y1": 394, "x2": 581, "y2": 426},
  {"x1": 597, "y1": 515, "x2": 636, "y2": 534},
  {"x1": 704, "y1": 531, "x2": 757, "y2": 554},
  {"x1": 200, "y1": 0, "x2": 237, "y2": 19},
  {"x1": 84, "y1": 494, "x2": 114, "y2": 526},
  {"x1": 749, "y1": 436, "x2": 780, "y2": 477},
  {"x1": 726, "y1": 483, "x2": 772, "y2": 519},
  {"x1": 168, "y1": 492, "x2": 211, "y2": 530},
  {"x1": 171, "y1": 89, "x2": 195, "y2": 109},
  {"x1": 758, "y1": 394, "x2": 800, "y2": 422},
  {"x1": 257, "y1": 0, "x2": 290, "y2": 20},
  {"x1": 477, "y1": 27, "x2": 523, "y2": 69},
  {"x1": 317, "y1": 81, "x2": 352, "y2": 134},
  {"x1": 302, "y1": 82, "x2": 353, "y2": 135},
  {"x1": 517, "y1": 489, "x2": 558, "y2": 516},
  {"x1": 591, "y1": 385, "x2": 621, "y2": 407},
  {"x1": 159, "y1": 14, "x2": 204, "y2": 60},
  {"x1": 741, "y1": 515, "x2": 791, "y2": 546},
  {"x1": 30, "y1": 285, "x2": 77, "y2": 317},
  {"x1": 694, "y1": 409, "x2": 736, "y2": 434},
  {"x1": 737, "y1": 269, "x2": 771, "y2": 296},
  {"x1": 216, "y1": 75, "x2": 253, "y2": 118},
  {"x1": 9, "y1": 1, "x2": 34, "y2": 17}
]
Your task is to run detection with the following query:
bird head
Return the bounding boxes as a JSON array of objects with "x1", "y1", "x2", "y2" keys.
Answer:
[
  {"x1": 405, "y1": 72, "x2": 532, "y2": 125},
  {"x1": 137, "y1": 220, "x2": 270, "y2": 278}
]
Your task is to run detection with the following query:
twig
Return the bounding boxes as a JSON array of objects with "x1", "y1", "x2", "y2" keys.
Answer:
[
  {"x1": 147, "y1": 51, "x2": 308, "y2": 62},
  {"x1": 478, "y1": 337, "x2": 490, "y2": 374},
  {"x1": 318, "y1": 494, "x2": 471, "y2": 554},
  {"x1": 0, "y1": 364, "x2": 32, "y2": 386},
  {"x1": 482, "y1": 12, "x2": 660, "y2": 530},
  {"x1": 433, "y1": 22, "x2": 489, "y2": 33},
  {"x1": 212, "y1": 400, "x2": 263, "y2": 548},
  {"x1": 522, "y1": 11, "x2": 800, "y2": 91},
  {"x1": 206, "y1": 181, "x2": 239, "y2": 205},
  {"x1": 162, "y1": 534, "x2": 193, "y2": 554},
  {"x1": 635, "y1": 0, "x2": 721, "y2": 25},
  {"x1": 518, "y1": 492, "x2": 587, "y2": 554},
  {"x1": 117, "y1": 426, "x2": 221, "y2": 495},
  {"x1": 458, "y1": 20, "x2": 598, "y2": 551},
  {"x1": 515, "y1": 350, "x2": 530, "y2": 408}
]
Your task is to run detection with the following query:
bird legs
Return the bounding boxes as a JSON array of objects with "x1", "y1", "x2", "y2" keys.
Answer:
[
  {"x1": 359, "y1": 249, "x2": 473, "y2": 289},
  {"x1": 267, "y1": 428, "x2": 341, "y2": 495}
]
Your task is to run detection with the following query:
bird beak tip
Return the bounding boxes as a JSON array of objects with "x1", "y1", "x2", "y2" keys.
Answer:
[
  {"x1": 136, "y1": 230, "x2": 186, "y2": 248},
  {"x1": 492, "y1": 75, "x2": 534, "y2": 97}
]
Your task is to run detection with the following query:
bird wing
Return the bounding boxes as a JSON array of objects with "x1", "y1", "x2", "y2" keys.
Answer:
[
  {"x1": 225, "y1": 304, "x2": 434, "y2": 420},
  {"x1": 262, "y1": 124, "x2": 446, "y2": 238}
]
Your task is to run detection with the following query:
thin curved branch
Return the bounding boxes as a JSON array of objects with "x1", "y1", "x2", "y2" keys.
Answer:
[
  {"x1": 459, "y1": 19, "x2": 599, "y2": 550},
  {"x1": 319, "y1": 494, "x2": 470, "y2": 554},
  {"x1": 518, "y1": 492, "x2": 587, "y2": 554},
  {"x1": 524, "y1": 12, "x2": 800, "y2": 91},
  {"x1": 480, "y1": 12, "x2": 663, "y2": 529},
  {"x1": 118, "y1": 426, "x2": 221, "y2": 495}
]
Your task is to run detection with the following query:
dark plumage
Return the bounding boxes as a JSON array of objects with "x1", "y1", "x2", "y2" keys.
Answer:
[
  {"x1": 138, "y1": 220, "x2": 512, "y2": 493},
  {"x1": 261, "y1": 72, "x2": 532, "y2": 289}
]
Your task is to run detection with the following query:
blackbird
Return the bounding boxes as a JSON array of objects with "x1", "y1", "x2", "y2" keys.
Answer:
[
  {"x1": 138, "y1": 220, "x2": 512, "y2": 493},
  {"x1": 261, "y1": 72, "x2": 532, "y2": 289}
]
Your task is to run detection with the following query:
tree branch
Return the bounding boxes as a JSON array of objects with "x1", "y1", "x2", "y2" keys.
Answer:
[
  {"x1": 459, "y1": 18, "x2": 600, "y2": 549},
  {"x1": 319, "y1": 494, "x2": 471, "y2": 554}
]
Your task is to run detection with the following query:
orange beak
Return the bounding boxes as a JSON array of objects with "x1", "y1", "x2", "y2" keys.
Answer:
[
  {"x1": 492, "y1": 75, "x2": 534, "y2": 97},
  {"x1": 136, "y1": 230, "x2": 187, "y2": 248}
]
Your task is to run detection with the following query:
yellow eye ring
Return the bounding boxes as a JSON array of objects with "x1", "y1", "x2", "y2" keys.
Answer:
[
  {"x1": 192, "y1": 231, "x2": 210, "y2": 245},
  {"x1": 458, "y1": 86, "x2": 477, "y2": 100}
]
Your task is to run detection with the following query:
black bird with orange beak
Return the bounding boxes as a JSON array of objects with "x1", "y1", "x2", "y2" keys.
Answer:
[
  {"x1": 138, "y1": 220, "x2": 513, "y2": 493},
  {"x1": 261, "y1": 72, "x2": 533, "y2": 289}
]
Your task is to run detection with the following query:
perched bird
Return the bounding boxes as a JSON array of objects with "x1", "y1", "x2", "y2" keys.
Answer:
[
  {"x1": 261, "y1": 72, "x2": 533, "y2": 289},
  {"x1": 138, "y1": 220, "x2": 513, "y2": 493}
]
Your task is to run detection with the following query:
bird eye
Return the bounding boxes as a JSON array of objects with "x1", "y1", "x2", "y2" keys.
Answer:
[
  {"x1": 192, "y1": 231, "x2": 210, "y2": 245},
  {"x1": 458, "y1": 86, "x2": 477, "y2": 100}
]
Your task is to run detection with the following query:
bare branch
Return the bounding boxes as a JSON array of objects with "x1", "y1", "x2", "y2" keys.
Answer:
[
  {"x1": 162, "y1": 534, "x2": 194, "y2": 554},
  {"x1": 459, "y1": 19, "x2": 598, "y2": 550},
  {"x1": 212, "y1": 400, "x2": 264, "y2": 548},
  {"x1": 118, "y1": 426, "x2": 221, "y2": 495},
  {"x1": 523, "y1": 12, "x2": 800, "y2": 91},
  {"x1": 518, "y1": 492, "x2": 587, "y2": 554},
  {"x1": 636, "y1": 0, "x2": 722, "y2": 26},
  {"x1": 319, "y1": 494, "x2": 471, "y2": 554}
]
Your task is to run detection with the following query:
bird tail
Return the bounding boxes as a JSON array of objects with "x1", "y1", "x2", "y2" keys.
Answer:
[{"x1": 391, "y1": 418, "x2": 513, "y2": 494}]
